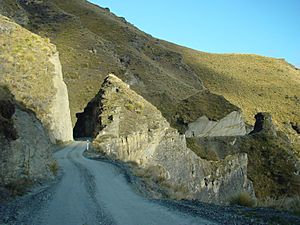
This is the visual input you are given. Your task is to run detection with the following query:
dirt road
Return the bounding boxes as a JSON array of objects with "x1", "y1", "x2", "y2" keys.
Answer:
[{"x1": 31, "y1": 142, "x2": 216, "y2": 225}]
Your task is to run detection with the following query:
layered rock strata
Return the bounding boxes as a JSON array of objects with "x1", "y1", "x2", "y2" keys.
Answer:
[{"x1": 85, "y1": 74, "x2": 254, "y2": 203}]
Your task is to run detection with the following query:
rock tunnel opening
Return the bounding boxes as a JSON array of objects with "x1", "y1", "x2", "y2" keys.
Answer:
[{"x1": 73, "y1": 94, "x2": 102, "y2": 140}]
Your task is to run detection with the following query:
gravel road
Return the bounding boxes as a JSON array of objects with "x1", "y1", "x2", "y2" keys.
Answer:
[
  {"x1": 21, "y1": 142, "x2": 216, "y2": 225},
  {"x1": 1, "y1": 142, "x2": 300, "y2": 225}
]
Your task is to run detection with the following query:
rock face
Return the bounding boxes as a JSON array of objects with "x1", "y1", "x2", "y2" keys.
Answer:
[
  {"x1": 0, "y1": 87, "x2": 54, "y2": 185},
  {"x1": 188, "y1": 112, "x2": 300, "y2": 198},
  {"x1": 250, "y1": 112, "x2": 277, "y2": 136},
  {"x1": 89, "y1": 74, "x2": 254, "y2": 204},
  {"x1": 49, "y1": 52, "x2": 74, "y2": 142},
  {"x1": 0, "y1": 15, "x2": 73, "y2": 143},
  {"x1": 185, "y1": 111, "x2": 247, "y2": 138},
  {"x1": 291, "y1": 122, "x2": 300, "y2": 134}
]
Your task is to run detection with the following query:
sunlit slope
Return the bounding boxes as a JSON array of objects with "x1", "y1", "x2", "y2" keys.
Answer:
[
  {"x1": 0, "y1": 0, "x2": 236, "y2": 129},
  {"x1": 1, "y1": 0, "x2": 299, "y2": 146},
  {"x1": 167, "y1": 43, "x2": 300, "y2": 140}
]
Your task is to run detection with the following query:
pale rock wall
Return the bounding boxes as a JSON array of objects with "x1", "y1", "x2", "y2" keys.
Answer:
[
  {"x1": 92, "y1": 74, "x2": 255, "y2": 204},
  {"x1": 185, "y1": 111, "x2": 247, "y2": 138},
  {"x1": 49, "y1": 52, "x2": 73, "y2": 143},
  {"x1": 0, "y1": 105, "x2": 54, "y2": 185}
]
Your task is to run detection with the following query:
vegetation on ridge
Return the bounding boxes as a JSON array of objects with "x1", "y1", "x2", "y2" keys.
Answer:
[
  {"x1": 166, "y1": 43, "x2": 300, "y2": 150},
  {"x1": 0, "y1": 0, "x2": 299, "y2": 203},
  {"x1": 0, "y1": 15, "x2": 57, "y2": 133}
]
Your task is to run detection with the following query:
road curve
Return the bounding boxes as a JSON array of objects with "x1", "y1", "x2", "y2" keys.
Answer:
[{"x1": 31, "y1": 142, "x2": 216, "y2": 225}]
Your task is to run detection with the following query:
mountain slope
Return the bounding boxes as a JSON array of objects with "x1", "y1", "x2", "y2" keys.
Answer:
[
  {"x1": 0, "y1": 0, "x2": 239, "y2": 133},
  {"x1": 166, "y1": 43, "x2": 300, "y2": 145},
  {"x1": 0, "y1": 0, "x2": 299, "y2": 200}
]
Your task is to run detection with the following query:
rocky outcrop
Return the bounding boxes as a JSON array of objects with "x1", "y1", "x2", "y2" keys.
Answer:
[
  {"x1": 48, "y1": 52, "x2": 73, "y2": 142},
  {"x1": 0, "y1": 87, "x2": 54, "y2": 186},
  {"x1": 88, "y1": 74, "x2": 254, "y2": 204},
  {"x1": 291, "y1": 122, "x2": 300, "y2": 134},
  {"x1": 188, "y1": 113, "x2": 300, "y2": 198},
  {"x1": 185, "y1": 111, "x2": 247, "y2": 138},
  {"x1": 250, "y1": 112, "x2": 277, "y2": 136},
  {"x1": 0, "y1": 15, "x2": 73, "y2": 143}
]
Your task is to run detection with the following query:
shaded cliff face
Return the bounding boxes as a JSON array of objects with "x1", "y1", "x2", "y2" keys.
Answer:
[
  {"x1": 188, "y1": 113, "x2": 300, "y2": 199},
  {"x1": 83, "y1": 74, "x2": 254, "y2": 204},
  {"x1": 0, "y1": 87, "x2": 18, "y2": 141},
  {"x1": 0, "y1": 15, "x2": 73, "y2": 143},
  {"x1": 0, "y1": 86, "x2": 54, "y2": 186}
]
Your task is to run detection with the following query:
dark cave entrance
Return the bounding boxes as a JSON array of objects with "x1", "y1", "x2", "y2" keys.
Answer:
[{"x1": 73, "y1": 97, "x2": 102, "y2": 140}]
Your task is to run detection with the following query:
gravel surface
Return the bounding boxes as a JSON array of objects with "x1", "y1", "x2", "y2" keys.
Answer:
[{"x1": 1, "y1": 141, "x2": 299, "y2": 225}]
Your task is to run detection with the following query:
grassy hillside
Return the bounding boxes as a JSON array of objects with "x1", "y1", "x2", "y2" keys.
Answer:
[
  {"x1": 1, "y1": 0, "x2": 299, "y2": 199},
  {"x1": 1, "y1": 0, "x2": 299, "y2": 150},
  {"x1": 166, "y1": 43, "x2": 300, "y2": 146},
  {"x1": 0, "y1": 15, "x2": 57, "y2": 132},
  {"x1": 0, "y1": 0, "x2": 238, "y2": 131}
]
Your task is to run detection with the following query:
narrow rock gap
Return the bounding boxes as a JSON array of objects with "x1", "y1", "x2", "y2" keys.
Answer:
[{"x1": 73, "y1": 95, "x2": 102, "y2": 140}]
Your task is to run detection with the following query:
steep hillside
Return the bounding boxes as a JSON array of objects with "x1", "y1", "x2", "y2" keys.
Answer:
[
  {"x1": 0, "y1": 0, "x2": 299, "y2": 203},
  {"x1": 0, "y1": 85, "x2": 54, "y2": 190},
  {"x1": 166, "y1": 43, "x2": 300, "y2": 147},
  {"x1": 0, "y1": 14, "x2": 73, "y2": 143},
  {"x1": 0, "y1": 0, "x2": 239, "y2": 133},
  {"x1": 1, "y1": 0, "x2": 298, "y2": 147}
]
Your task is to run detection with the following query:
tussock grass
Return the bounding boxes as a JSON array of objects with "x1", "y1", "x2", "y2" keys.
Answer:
[
  {"x1": 258, "y1": 196, "x2": 300, "y2": 215},
  {"x1": 49, "y1": 161, "x2": 59, "y2": 176},
  {"x1": 0, "y1": 15, "x2": 57, "y2": 134},
  {"x1": 230, "y1": 192, "x2": 256, "y2": 207}
]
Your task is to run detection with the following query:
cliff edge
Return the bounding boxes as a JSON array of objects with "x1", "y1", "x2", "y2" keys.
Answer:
[
  {"x1": 0, "y1": 15, "x2": 72, "y2": 143},
  {"x1": 79, "y1": 74, "x2": 254, "y2": 204}
]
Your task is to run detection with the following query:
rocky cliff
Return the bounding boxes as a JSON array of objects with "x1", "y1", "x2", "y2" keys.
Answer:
[
  {"x1": 1, "y1": 0, "x2": 297, "y2": 151},
  {"x1": 189, "y1": 113, "x2": 300, "y2": 198},
  {"x1": 0, "y1": 86, "x2": 54, "y2": 187},
  {"x1": 0, "y1": 15, "x2": 73, "y2": 143},
  {"x1": 185, "y1": 111, "x2": 247, "y2": 138},
  {"x1": 80, "y1": 74, "x2": 254, "y2": 204}
]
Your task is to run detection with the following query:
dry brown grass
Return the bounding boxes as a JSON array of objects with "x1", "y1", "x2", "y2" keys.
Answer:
[
  {"x1": 0, "y1": 15, "x2": 57, "y2": 133},
  {"x1": 167, "y1": 43, "x2": 300, "y2": 152},
  {"x1": 230, "y1": 191, "x2": 256, "y2": 207},
  {"x1": 258, "y1": 196, "x2": 300, "y2": 215}
]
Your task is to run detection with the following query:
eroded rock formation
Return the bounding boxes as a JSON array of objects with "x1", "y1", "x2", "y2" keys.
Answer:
[
  {"x1": 250, "y1": 112, "x2": 277, "y2": 136},
  {"x1": 188, "y1": 113, "x2": 300, "y2": 198},
  {"x1": 0, "y1": 87, "x2": 54, "y2": 186},
  {"x1": 0, "y1": 15, "x2": 73, "y2": 143},
  {"x1": 86, "y1": 74, "x2": 254, "y2": 204},
  {"x1": 185, "y1": 111, "x2": 247, "y2": 138}
]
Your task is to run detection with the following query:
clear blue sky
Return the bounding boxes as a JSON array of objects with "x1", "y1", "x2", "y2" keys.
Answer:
[{"x1": 90, "y1": 0, "x2": 300, "y2": 67}]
